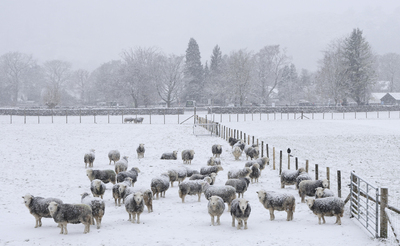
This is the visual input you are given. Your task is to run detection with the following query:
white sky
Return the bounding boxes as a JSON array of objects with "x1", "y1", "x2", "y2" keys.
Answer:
[{"x1": 1, "y1": 0, "x2": 399, "y2": 72}]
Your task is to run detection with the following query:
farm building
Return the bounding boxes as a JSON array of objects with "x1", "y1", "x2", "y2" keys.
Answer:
[{"x1": 380, "y1": 93, "x2": 400, "y2": 105}]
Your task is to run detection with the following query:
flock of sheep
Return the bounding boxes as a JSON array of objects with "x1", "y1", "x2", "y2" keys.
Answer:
[{"x1": 22, "y1": 136, "x2": 345, "y2": 235}]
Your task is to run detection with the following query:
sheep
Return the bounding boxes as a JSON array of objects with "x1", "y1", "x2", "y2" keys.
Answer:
[
  {"x1": 227, "y1": 167, "x2": 252, "y2": 179},
  {"x1": 228, "y1": 137, "x2": 239, "y2": 148},
  {"x1": 256, "y1": 190, "x2": 295, "y2": 221},
  {"x1": 151, "y1": 173, "x2": 170, "y2": 199},
  {"x1": 136, "y1": 144, "x2": 145, "y2": 159},
  {"x1": 254, "y1": 157, "x2": 270, "y2": 172},
  {"x1": 178, "y1": 179, "x2": 210, "y2": 203},
  {"x1": 212, "y1": 144, "x2": 222, "y2": 158},
  {"x1": 22, "y1": 194, "x2": 63, "y2": 228},
  {"x1": 122, "y1": 187, "x2": 153, "y2": 213},
  {"x1": 230, "y1": 198, "x2": 251, "y2": 230},
  {"x1": 208, "y1": 196, "x2": 225, "y2": 226},
  {"x1": 190, "y1": 173, "x2": 217, "y2": 185},
  {"x1": 84, "y1": 149, "x2": 95, "y2": 168},
  {"x1": 306, "y1": 197, "x2": 344, "y2": 225},
  {"x1": 232, "y1": 146, "x2": 243, "y2": 160},
  {"x1": 233, "y1": 140, "x2": 245, "y2": 151},
  {"x1": 166, "y1": 168, "x2": 187, "y2": 187},
  {"x1": 207, "y1": 157, "x2": 221, "y2": 166},
  {"x1": 90, "y1": 179, "x2": 106, "y2": 199},
  {"x1": 184, "y1": 167, "x2": 199, "y2": 177},
  {"x1": 161, "y1": 151, "x2": 178, "y2": 160},
  {"x1": 244, "y1": 146, "x2": 259, "y2": 160},
  {"x1": 80, "y1": 192, "x2": 105, "y2": 229},
  {"x1": 200, "y1": 165, "x2": 223, "y2": 176},
  {"x1": 133, "y1": 117, "x2": 144, "y2": 124},
  {"x1": 203, "y1": 183, "x2": 237, "y2": 212},
  {"x1": 280, "y1": 167, "x2": 306, "y2": 188},
  {"x1": 112, "y1": 177, "x2": 133, "y2": 206},
  {"x1": 315, "y1": 187, "x2": 335, "y2": 199},
  {"x1": 124, "y1": 192, "x2": 144, "y2": 223},
  {"x1": 108, "y1": 150, "x2": 120, "y2": 165},
  {"x1": 295, "y1": 172, "x2": 312, "y2": 189},
  {"x1": 115, "y1": 156, "x2": 129, "y2": 174},
  {"x1": 116, "y1": 167, "x2": 140, "y2": 184},
  {"x1": 124, "y1": 117, "x2": 134, "y2": 123},
  {"x1": 225, "y1": 178, "x2": 250, "y2": 198},
  {"x1": 181, "y1": 149, "x2": 195, "y2": 164},
  {"x1": 248, "y1": 163, "x2": 261, "y2": 183},
  {"x1": 86, "y1": 169, "x2": 116, "y2": 184},
  {"x1": 48, "y1": 202, "x2": 92, "y2": 235},
  {"x1": 298, "y1": 179, "x2": 329, "y2": 203}
]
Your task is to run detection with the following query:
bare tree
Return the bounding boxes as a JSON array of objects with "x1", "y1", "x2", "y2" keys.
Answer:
[
  {"x1": 72, "y1": 69, "x2": 90, "y2": 105},
  {"x1": 42, "y1": 60, "x2": 72, "y2": 108},
  {"x1": 157, "y1": 54, "x2": 184, "y2": 107},
  {"x1": 378, "y1": 53, "x2": 400, "y2": 92},
  {"x1": 90, "y1": 60, "x2": 123, "y2": 104}
]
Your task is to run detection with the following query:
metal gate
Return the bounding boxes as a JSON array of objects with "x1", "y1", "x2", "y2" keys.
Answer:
[{"x1": 350, "y1": 171, "x2": 380, "y2": 238}]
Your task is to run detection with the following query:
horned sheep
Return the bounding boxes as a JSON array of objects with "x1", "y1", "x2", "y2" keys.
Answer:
[
  {"x1": 181, "y1": 149, "x2": 195, "y2": 164},
  {"x1": 86, "y1": 169, "x2": 116, "y2": 184},
  {"x1": 306, "y1": 197, "x2": 344, "y2": 225},
  {"x1": 108, "y1": 150, "x2": 120, "y2": 165},
  {"x1": 256, "y1": 190, "x2": 295, "y2": 221},
  {"x1": 151, "y1": 173, "x2": 170, "y2": 199},
  {"x1": 227, "y1": 167, "x2": 252, "y2": 179},
  {"x1": 298, "y1": 179, "x2": 329, "y2": 203},
  {"x1": 90, "y1": 179, "x2": 106, "y2": 199},
  {"x1": 280, "y1": 167, "x2": 306, "y2": 188},
  {"x1": 230, "y1": 198, "x2": 251, "y2": 230},
  {"x1": 315, "y1": 187, "x2": 335, "y2": 199},
  {"x1": 116, "y1": 167, "x2": 140, "y2": 184},
  {"x1": 178, "y1": 179, "x2": 211, "y2": 203},
  {"x1": 225, "y1": 178, "x2": 250, "y2": 198},
  {"x1": 22, "y1": 194, "x2": 63, "y2": 228},
  {"x1": 115, "y1": 156, "x2": 129, "y2": 174},
  {"x1": 84, "y1": 149, "x2": 95, "y2": 168},
  {"x1": 136, "y1": 144, "x2": 145, "y2": 159},
  {"x1": 208, "y1": 196, "x2": 225, "y2": 226},
  {"x1": 200, "y1": 165, "x2": 223, "y2": 176},
  {"x1": 124, "y1": 192, "x2": 144, "y2": 223},
  {"x1": 160, "y1": 151, "x2": 178, "y2": 160},
  {"x1": 80, "y1": 192, "x2": 105, "y2": 229},
  {"x1": 48, "y1": 202, "x2": 92, "y2": 235},
  {"x1": 203, "y1": 183, "x2": 237, "y2": 212},
  {"x1": 212, "y1": 144, "x2": 222, "y2": 158}
]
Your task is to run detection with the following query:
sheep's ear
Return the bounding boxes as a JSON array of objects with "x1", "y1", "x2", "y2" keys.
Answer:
[{"x1": 256, "y1": 191, "x2": 259, "y2": 194}]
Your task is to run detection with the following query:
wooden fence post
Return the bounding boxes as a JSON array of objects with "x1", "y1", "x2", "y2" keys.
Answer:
[
  {"x1": 337, "y1": 170, "x2": 342, "y2": 198},
  {"x1": 380, "y1": 187, "x2": 388, "y2": 238},
  {"x1": 261, "y1": 141, "x2": 264, "y2": 157},
  {"x1": 295, "y1": 157, "x2": 298, "y2": 170},
  {"x1": 273, "y1": 147, "x2": 275, "y2": 170},
  {"x1": 279, "y1": 150, "x2": 282, "y2": 175},
  {"x1": 306, "y1": 160, "x2": 309, "y2": 172},
  {"x1": 252, "y1": 136, "x2": 254, "y2": 145},
  {"x1": 315, "y1": 164, "x2": 319, "y2": 180},
  {"x1": 327, "y1": 167, "x2": 330, "y2": 189}
]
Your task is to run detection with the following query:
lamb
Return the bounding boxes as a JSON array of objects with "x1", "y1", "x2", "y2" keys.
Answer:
[
  {"x1": 181, "y1": 149, "x2": 195, "y2": 164},
  {"x1": 228, "y1": 137, "x2": 239, "y2": 148},
  {"x1": 315, "y1": 187, "x2": 335, "y2": 199},
  {"x1": 306, "y1": 197, "x2": 344, "y2": 225},
  {"x1": 160, "y1": 151, "x2": 178, "y2": 160},
  {"x1": 200, "y1": 165, "x2": 223, "y2": 176},
  {"x1": 151, "y1": 173, "x2": 170, "y2": 199},
  {"x1": 122, "y1": 187, "x2": 153, "y2": 213},
  {"x1": 116, "y1": 167, "x2": 140, "y2": 184},
  {"x1": 225, "y1": 178, "x2": 250, "y2": 198},
  {"x1": 295, "y1": 172, "x2": 312, "y2": 189},
  {"x1": 22, "y1": 194, "x2": 63, "y2": 228},
  {"x1": 248, "y1": 163, "x2": 261, "y2": 183},
  {"x1": 256, "y1": 190, "x2": 295, "y2": 221},
  {"x1": 298, "y1": 179, "x2": 329, "y2": 203},
  {"x1": 86, "y1": 169, "x2": 116, "y2": 184},
  {"x1": 90, "y1": 179, "x2": 106, "y2": 199},
  {"x1": 108, "y1": 150, "x2": 120, "y2": 165},
  {"x1": 207, "y1": 157, "x2": 221, "y2": 166},
  {"x1": 178, "y1": 179, "x2": 210, "y2": 203},
  {"x1": 280, "y1": 167, "x2": 306, "y2": 188},
  {"x1": 112, "y1": 177, "x2": 133, "y2": 206},
  {"x1": 136, "y1": 144, "x2": 145, "y2": 159},
  {"x1": 208, "y1": 196, "x2": 225, "y2": 226},
  {"x1": 244, "y1": 146, "x2": 259, "y2": 160},
  {"x1": 190, "y1": 172, "x2": 217, "y2": 185},
  {"x1": 230, "y1": 198, "x2": 251, "y2": 230},
  {"x1": 48, "y1": 202, "x2": 92, "y2": 235},
  {"x1": 227, "y1": 167, "x2": 252, "y2": 179},
  {"x1": 212, "y1": 144, "x2": 222, "y2": 158},
  {"x1": 115, "y1": 156, "x2": 129, "y2": 174},
  {"x1": 232, "y1": 146, "x2": 243, "y2": 160},
  {"x1": 124, "y1": 192, "x2": 144, "y2": 223},
  {"x1": 80, "y1": 192, "x2": 105, "y2": 229},
  {"x1": 203, "y1": 183, "x2": 237, "y2": 212},
  {"x1": 84, "y1": 149, "x2": 95, "y2": 168}
]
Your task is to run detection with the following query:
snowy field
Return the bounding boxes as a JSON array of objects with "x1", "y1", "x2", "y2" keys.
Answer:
[{"x1": 0, "y1": 113, "x2": 398, "y2": 246}]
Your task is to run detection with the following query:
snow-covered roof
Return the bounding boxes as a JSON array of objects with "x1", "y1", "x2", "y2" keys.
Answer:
[
  {"x1": 388, "y1": 93, "x2": 400, "y2": 100},
  {"x1": 369, "y1": 93, "x2": 386, "y2": 104}
]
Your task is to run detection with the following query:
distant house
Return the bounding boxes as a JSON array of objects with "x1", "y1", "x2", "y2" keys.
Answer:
[
  {"x1": 380, "y1": 93, "x2": 400, "y2": 105},
  {"x1": 369, "y1": 93, "x2": 387, "y2": 105}
]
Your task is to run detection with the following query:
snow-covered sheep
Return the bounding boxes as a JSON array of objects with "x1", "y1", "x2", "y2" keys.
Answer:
[
  {"x1": 200, "y1": 165, "x2": 223, "y2": 176},
  {"x1": 248, "y1": 163, "x2": 261, "y2": 183},
  {"x1": 227, "y1": 167, "x2": 252, "y2": 179},
  {"x1": 124, "y1": 192, "x2": 144, "y2": 223},
  {"x1": 280, "y1": 167, "x2": 306, "y2": 188},
  {"x1": 48, "y1": 202, "x2": 92, "y2": 235},
  {"x1": 232, "y1": 146, "x2": 243, "y2": 160},
  {"x1": 245, "y1": 146, "x2": 259, "y2": 160},
  {"x1": 80, "y1": 192, "x2": 105, "y2": 229},
  {"x1": 181, "y1": 149, "x2": 195, "y2": 164},
  {"x1": 116, "y1": 167, "x2": 140, "y2": 184},
  {"x1": 295, "y1": 172, "x2": 312, "y2": 189},
  {"x1": 90, "y1": 179, "x2": 106, "y2": 199},
  {"x1": 254, "y1": 157, "x2": 270, "y2": 172},
  {"x1": 112, "y1": 177, "x2": 133, "y2": 206},
  {"x1": 124, "y1": 117, "x2": 134, "y2": 123},
  {"x1": 108, "y1": 150, "x2": 120, "y2": 165},
  {"x1": 306, "y1": 197, "x2": 344, "y2": 225},
  {"x1": 166, "y1": 168, "x2": 187, "y2": 187},
  {"x1": 298, "y1": 179, "x2": 329, "y2": 203},
  {"x1": 228, "y1": 137, "x2": 239, "y2": 148},
  {"x1": 184, "y1": 167, "x2": 199, "y2": 177},
  {"x1": 207, "y1": 157, "x2": 221, "y2": 166},
  {"x1": 22, "y1": 194, "x2": 63, "y2": 228},
  {"x1": 225, "y1": 178, "x2": 250, "y2": 198},
  {"x1": 256, "y1": 190, "x2": 295, "y2": 221},
  {"x1": 115, "y1": 156, "x2": 129, "y2": 174},
  {"x1": 315, "y1": 187, "x2": 335, "y2": 199},
  {"x1": 190, "y1": 173, "x2": 217, "y2": 185},
  {"x1": 203, "y1": 183, "x2": 237, "y2": 212},
  {"x1": 84, "y1": 149, "x2": 95, "y2": 168},
  {"x1": 230, "y1": 198, "x2": 251, "y2": 230},
  {"x1": 208, "y1": 196, "x2": 225, "y2": 226},
  {"x1": 178, "y1": 179, "x2": 210, "y2": 203},
  {"x1": 133, "y1": 117, "x2": 144, "y2": 124},
  {"x1": 151, "y1": 173, "x2": 170, "y2": 199},
  {"x1": 86, "y1": 169, "x2": 116, "y2": 184},
  {"x1": 123, "y1": 187, "x2": 153, "y2": 213},
  {"x1": 233, "y1": 140, "x2": 245, "y2": 151},
  {"x1": 136, "y1": 144, "x2": 145, "y2": 159},
  {"x1": 160, "y1": 151, "x2": 178, "y2": 160},
  {"x1": 212, "y1": 144, "x2": 222, "y2": 158}
]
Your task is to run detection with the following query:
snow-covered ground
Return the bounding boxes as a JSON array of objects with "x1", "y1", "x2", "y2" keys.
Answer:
[{"x1": 0, "y1": 112, "x2": 398, "y2": 246}]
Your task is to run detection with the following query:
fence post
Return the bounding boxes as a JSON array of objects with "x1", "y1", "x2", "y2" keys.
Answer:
[
  {"x1": 261, "y1": 141, "x2": 264, "y2": 157},
  {"x1": 150, "y1": 113, "x2": 152, "y2": 124},
  {"x1": 326, "y1": 167, "x2": 330, "y2": 189},
  {"x1": 94, "y1": 114, "x2": 96, "y2": 124},
  {"x1": 315, "y1": 164, "x2": 319, "y2": 180},
  {"x1": 295, "y1": 157, "x2": 298, "y2": 170},
  {"x1": 380, "y1": 187, "x2": 388, "y2": 238},
  {"x1": 252, "y1": 136, "x2": 254, "y2": 145},
  {"x1": 164, "y1": 109, "x2": 166, "y2": 124},
  {"x1": 24, "y1": 109, "x2": 26, "y2": 124},
  {"x1": 273, "y1": 147, "x2": 275, "y2": 170},
  {"x1": 80, "y1": 109, "x2": 82, "y2": 123},
  {"x1": 244, "y1": 133, "x2": 246, "y2": 143},
  {"x1": 279, "y1": 150, "x2": 282, "y2": 175},
  {"x1": 10, "y1": 115, "x2": 12, "y2": 124},
  {"x1": 337, "y1": 170, "x2": 341, "y2": 198},
  {"x1": 305, "y1": 160, "x2": 309, "y2": 172},
  {"x1": 66, "y1": 110, "x2": 68, "y2": 124},
  {"x1": 108, "y1": 112, "x2": 110, "y2": 124},
  {"x1": 266, "y1": 144, "x2": 269, "y2": 159}
]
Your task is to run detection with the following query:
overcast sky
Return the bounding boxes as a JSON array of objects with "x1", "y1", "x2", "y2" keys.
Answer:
[{"x1": 1, "y1": 0, "x2": 400, "y2": 72}]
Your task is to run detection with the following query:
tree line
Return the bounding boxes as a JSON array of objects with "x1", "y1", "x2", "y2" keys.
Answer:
[{"x1": 1, "y1": 28, "x2": 399, "y2": 108}]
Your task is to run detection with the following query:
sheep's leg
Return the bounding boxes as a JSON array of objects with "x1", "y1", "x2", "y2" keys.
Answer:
[
  {"x1": 322, "y1": 215, "x2": 326, "y2": 224},
  {"x1": 301, "y1": 194, "x2": 305, "y2": 203},
  {"x1": 217, "y1": 215, "x2": 221, "y2": 225},
  {"x1": 211, "y1": 215, "x2": 215, "y2": 226},
  {"x1": 34, "y1": 215, "x2": 40, "y2": 228},
  {"x1": 231, "y1": 215, "x2": 235, "y2": 227},
  {"x1": 59, "y1": 223, "x2": 64, "y2": 234},
  {"x1": 197, "y1": 193, "x2": 201, "y2": 202},
  {"x1": 336, "y1": 215, "x2": 341, "y2": 225},
  {"x1": 244, "y1": 218, "x2": 248, "y2": 229},
  {"x1": 130, "y1": 213, "x2": 135, "y2": 223},
  {"x1": 281, "y1": 183, "x2": 285, "y2": 188},
  {"x1": 137, "y1": 213, "x2": 140, "y2": 224},
  {"x1": 228, "y1": 204, "x2": 231, "y2": 212},
  {"x1": 269, "y1": 209, "x2": 275, "y2": 220},
  {"x1": 237, "y1": 219, "x2": 242, "y2": 229},
  {"x1": 181, "y1": 195, "x2": 185, "y2": 203},
  {"x1": 128, "y1": 213, "x2": 131, "y2": 221},
  {"x1": 63, "y1": 223, "x2": 68, "y2": 235},
  {"x1": 94, "y1": 217, "x2": 99, "y2": 228}
]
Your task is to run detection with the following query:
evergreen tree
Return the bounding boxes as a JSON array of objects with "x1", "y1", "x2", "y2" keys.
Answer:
[
  {"x1": 278, "y1": 64, "x2": 299, "y2": 105},
  {"x1": 184, "y1": 38, "x2": 203, "y2": 103}
]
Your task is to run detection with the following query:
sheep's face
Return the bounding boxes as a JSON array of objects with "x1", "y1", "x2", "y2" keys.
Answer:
[
  {"x1": 315, "y1": 187, "x2": 324, "y2": 198},
  {"x1": 139, "y1": 144, "x2": 144, "y2": 148},
  {"x1": 22, "y1": 194, "x2": 32, "y2": 208},
  {"x1": 119, "y1": 184, "x2": 127, "y2": 194},
  {"x1": 93, "y1": 179, "x2": 102, "y2": 189},
  {"x1": 256, "y1": 190, "x2": 266, "y2": 202},
  {"x1": 238, "y1": 199, "x2": 249, "y2": 214},
  {"x1": 245, "y1": 167, "x2": 252, "y2": 174},
  {"x1": 134, "y1": 167, "x2": 141, "y2": 173},
  {"x1": 124, "y1": 177, "x2": 133, "y2": 185},
  {"x1": 173, "y1": 151, "x2": 177, "y2": 157},
  {"x1": 204, "y1": 177, "x2": 212, "y2": 184},
  {"x1": 253, "y1": 163, "x2": 260, "y2": 169},
  {"x1": 217, "y1": 166, "x2": 224, "y2": 172},
  {"x1": 306, "y1": 198, "x2": 315, "y2": 209},
  {"x1": 298, "y1": 167, "x2": 306, "y2": 173},
  {"x1": 86, "y1": 169, "x2": 93, "y2": 178},
  {"x1": 48, "y1": 201, "x2": 58, "y2": 216},
  {"x1": 322, "y1": 179, "x2": 329, "y2": 188},
  {"x1": 209, "y1": 196, "x2": 220, "y2": 207},
  {"x1": 134, "y1": 192, "x2": 144, "y2": 204},
  {"x1": 210, "y1": 173, "x2": 217, "y2": 178}
]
